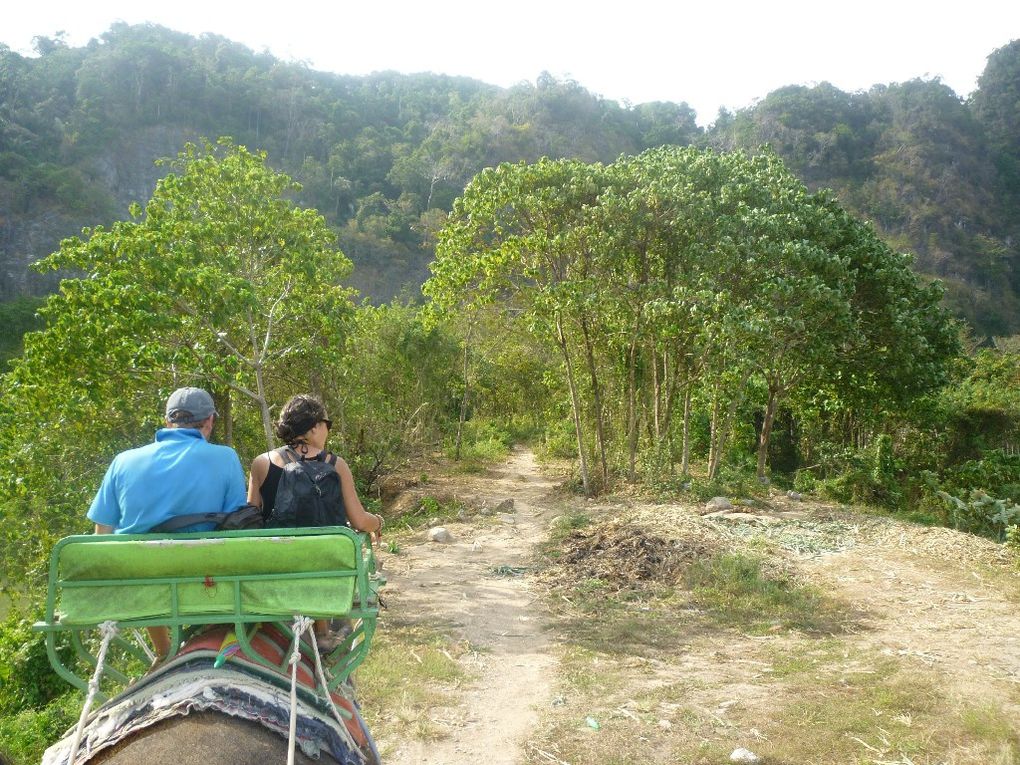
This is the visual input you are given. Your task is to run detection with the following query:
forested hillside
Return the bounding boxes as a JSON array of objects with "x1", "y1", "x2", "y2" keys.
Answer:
[
  {"x1": 4, "y1": 27, "x2": 1020, "y2": 763},
  {"x1": 2, "y1": 24, "x2": 1018, "y2": 333}
]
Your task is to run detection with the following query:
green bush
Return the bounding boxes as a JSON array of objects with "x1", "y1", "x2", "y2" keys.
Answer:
[
  {"x1": 0, "y1": 612, "x2": 72, "y2": 714},
  {"x1": 941, "y1": 449, "x2": 1020, "y2": 503},
  {"x1": 936, "y1": 489, "x2": 1020, "y2": 541},
  {"x1": 446, "y1": 419, "x2": 514, "y2": 464},
  {"x1": 0, "y1": 691, "x2": 80, "y2": 765},
  {"x1": 537, "y1": 418, "x2": 578, "y2": 460},
  {"x1": 816, "y1": 437, "x2": 902, "y2": 508},
  {"x1": 1006, "y1": 525, "x2": 1020, "y2": 559}
]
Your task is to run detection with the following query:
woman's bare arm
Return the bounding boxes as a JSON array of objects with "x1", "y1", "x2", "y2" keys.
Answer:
[
  {"x1": 335, "y1": 458, "x2": 382, "y2": 541},
  {"x1": 247, "y1": 453, "x2": 270, "y2": 509}
]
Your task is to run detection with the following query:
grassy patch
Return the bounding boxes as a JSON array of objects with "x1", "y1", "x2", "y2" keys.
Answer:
[
  {"x1": 388, "y1": 494, "x2": 468, "y2": 532},
  {"x1": 533, "y1": 634, "x2": 1020, "y2": 765},
  {"x1": 683, "y1": 552, "x2": 851, "y2": 634},
  {"x1": 553, "y1": 584, "x2": 698, "y2": 657},
  {"x1": 747, "y1": 645, "x2": 1020, "y2": 764},
  {"x1": 537, "y1": 512, "x2": 593, "y2": 560},
  {"x1": 356, "y1": 623, "x2": 470, "y2": 747},
  {"x1": 547, "y1": 544, "x2": 853, "y2": 661},
  {"x1": 959, "y1": 704, "x2": 1020, "y2": 761},
  {"x1": 444, "y1": 420, "x2": 514, "y2": 472}
]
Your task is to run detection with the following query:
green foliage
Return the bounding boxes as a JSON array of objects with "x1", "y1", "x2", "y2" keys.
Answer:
[
  {"x1": 446, "y1": 419, "x2": 513, "y2": 466},
  {"x1": 938, "y1": 449, "x2": 1020, "y2": 503},
  {"x1": 935, "y1": 489, "x2": 1020, "y2": 541},
  {"x1": 813, "y1": 437, "x2": 903, "y2": 508},
  {"x1": 331, "y1": 301, "x2": 460, "y2": 483},
  {"x1": 0, "y1": 612, "x2": 72, "y2": 714},
  {"x1": 427, "y1": 145, "x2": 956, "y2": 495},
  {"x1": 0, "y1": 691, "x2": 80, "y2": 765},
  {"x1": 0, "y1": 609, "x2": 81, "y2": 763},
  {"x1": 538, "y1": 419, "x2": 582, "y2": 461},
  {"x1": 0, "y1": 297, "x2": 44, "y2": 370},
  {"x1": 1006, "y1": 524, "x2": 1020, "y2": 558}
]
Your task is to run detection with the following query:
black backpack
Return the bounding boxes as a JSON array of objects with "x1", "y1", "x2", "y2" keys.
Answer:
[
  {"x1": 268, "y1": 446, "x2": 349, "y2": 528},
  {"x1": 148, "y1": 504, "x2": 265, "y2": 533}
]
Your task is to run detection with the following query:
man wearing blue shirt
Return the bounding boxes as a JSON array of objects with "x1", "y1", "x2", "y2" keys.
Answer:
[{"x1": 87, "y1": 386, "x2": 248, "y2": 659}]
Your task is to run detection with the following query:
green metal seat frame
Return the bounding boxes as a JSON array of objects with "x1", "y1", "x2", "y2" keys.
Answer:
[{"x1": 34, "y1": 526, "x2": 384, "y2": 703}]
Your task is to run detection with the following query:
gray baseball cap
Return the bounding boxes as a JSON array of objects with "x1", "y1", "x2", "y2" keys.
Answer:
[{"x1": 165, "y1": 387, "x2": 218, "y2": 423}]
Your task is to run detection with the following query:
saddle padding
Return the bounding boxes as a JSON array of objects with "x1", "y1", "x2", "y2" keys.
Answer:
[{"x1": 56, "y1": 534, "x2": 357, "y2": 624}]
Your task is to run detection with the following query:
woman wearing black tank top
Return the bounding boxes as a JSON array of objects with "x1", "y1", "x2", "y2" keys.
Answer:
[
  {"x1": 248, "y1": 394, "x2": 383, "y2": 532},
  {"x1": 247, "y1": 394, "x2": 384, "y2": 646}
]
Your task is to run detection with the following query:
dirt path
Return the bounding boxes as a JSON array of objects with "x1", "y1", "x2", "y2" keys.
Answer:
[
  {"x1": 374, "y1": 452, "x2": 1020, "y2": 763},
  {"x1": 379, "y1": 448, "x2": 563, "y2": 765}
]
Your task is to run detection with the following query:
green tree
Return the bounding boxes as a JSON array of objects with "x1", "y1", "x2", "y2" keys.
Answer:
[
  {"x1": 425, "y1": 158, "x2": 610, "y2": 494},
  {"x1": 0, "y1": 139, "x2": 356, "y2": 586}
]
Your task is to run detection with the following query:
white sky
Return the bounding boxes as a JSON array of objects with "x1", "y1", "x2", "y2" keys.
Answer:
[{"x1": 4, "y1": 1, "x2": 1019, "y2": 126}]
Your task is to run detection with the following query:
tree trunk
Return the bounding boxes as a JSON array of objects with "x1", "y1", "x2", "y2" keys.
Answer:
[
  {"x1": 580, "y1": 315, "x2": 609, "y2": 490},
  {"x1": 627, "y1": 336, "x2": 639, "y2": 482},
  {"x1": 756, "y1": 384, "x2": 781, "y2": 479},
  {"x1": 454, "y1": 335, "x2": 471, "y2": 461},
  {"x1": 221, "y1": 389, "x2": 233, "y2": 447},
  {"x1": 652, "y1": 345, "x2": 662, "y2": 441},
  {"x1": 252, "y1": 362, "x2": 274, "y2": 452},
  {"x1": 708, "y1": 370, "x2": 751, "y2": 479},
  {"x1": 681, "y1": 386, "x2": 692, "y2": 475},
  {"x1": 557, "y1": 313, "x2": 591, "y2": 496},
  {"x1": 708, "y1": 391, "x2": 723, "y2": 479}
]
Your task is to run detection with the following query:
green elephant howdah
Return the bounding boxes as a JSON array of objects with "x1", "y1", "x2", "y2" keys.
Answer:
[{"x1": 34, "y1": 526, "x2": 384, "y2": 698}]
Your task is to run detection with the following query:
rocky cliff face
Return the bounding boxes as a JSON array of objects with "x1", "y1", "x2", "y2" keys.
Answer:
[{"x1": 1, "y1": 125, "x2": 193, "y2": 298}]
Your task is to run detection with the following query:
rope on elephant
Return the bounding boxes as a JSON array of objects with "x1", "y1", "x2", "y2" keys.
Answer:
[
  {"x1": 306, "y1": 626, "x2": 352, "y2": 727},
  {"x1": 66, "y1": 620, "x2": 119, "y2": 765},
  {"x1": 287, "y1": 615, "x2": 315, "y2": 765},
  {"x1": 129, "y1": 628, "x2": 156, "y2": 661}
]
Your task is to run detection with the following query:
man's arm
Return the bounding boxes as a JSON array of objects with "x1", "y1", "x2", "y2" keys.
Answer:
[
  {"x1": 223, "y1": 449, "x2": 249, "y2": 511},
  {"x1": 87, "y1": 459, "x2": 122, "y2": 532}
]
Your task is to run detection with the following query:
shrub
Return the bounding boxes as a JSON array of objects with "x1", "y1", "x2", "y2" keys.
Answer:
[
  {"x1": 941, "y1": 449, "x2": 1020, "y2": 503},
  {"x1": 816, "y1": 437, "x2": 903, "y2": 508},
  {"x1": 537, "y1": 418, "x2": 577, "y2": 460},
  {"x1": 0, "y1": 611, "x2": 72, "y2": 714},
  {"x1": 0, "y1": 692, "x2": 80, "y2": 765},
  {"x1": 936, "y1": 490, "x2": 1020, "y2": 541},
  {"x1": 446, "y1": 419, "x2": 513, "y2": 464}
]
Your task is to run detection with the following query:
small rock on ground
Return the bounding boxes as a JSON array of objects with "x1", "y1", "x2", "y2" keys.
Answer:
[
  {"x1": 428, "y1": 527, "x2": 454, "y2": 543},
  {"x1": 730, "y1": 747, "x2": 760, "y2": 764},
  {"x1": 703, "y1": 496, "x2": 733, "y2": 513}
]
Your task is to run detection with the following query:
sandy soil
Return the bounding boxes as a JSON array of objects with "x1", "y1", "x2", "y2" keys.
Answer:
[
  {"x1": 374, "y1": 449, "x2": 1020, "y2": 764},
  {"x1": 379, "y1": 449, "x2": 563, "y2": 765}
]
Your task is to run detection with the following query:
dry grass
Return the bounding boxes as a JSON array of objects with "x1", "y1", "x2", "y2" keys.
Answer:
[
  {"x1": 355, "y1": 622, "x2": 473, "y2": 748},
  {"x1": 366, "y1": 459, "x2": 1020, "y2": 764},
  {"x1": 525, "y1": 501, "x2": 1020, "y2": 765}
]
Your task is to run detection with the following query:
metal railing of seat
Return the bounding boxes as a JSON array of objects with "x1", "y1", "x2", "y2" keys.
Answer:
[{"x1": 33, "y1": 525, "x2": 384, "y2": 704}]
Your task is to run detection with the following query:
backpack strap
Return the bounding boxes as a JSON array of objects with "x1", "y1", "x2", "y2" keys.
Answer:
[
  {"x1": 277, "y1": 446, "x2": 300, "y2": 465},
  {"x1": 149, "y1": 512, "x2": 229, "y2": 533},
  {"x1": 278, "y1": 446, "x2": 333, "y2": 464}
]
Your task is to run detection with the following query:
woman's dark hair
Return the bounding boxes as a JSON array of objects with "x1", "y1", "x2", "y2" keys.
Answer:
[{"x1": 275, "y1": 394, "x2": 328, "y2": 445}]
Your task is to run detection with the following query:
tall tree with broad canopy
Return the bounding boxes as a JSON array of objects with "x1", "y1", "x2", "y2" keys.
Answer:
[
  {"x1": 0, "y1": 139, "x2": 356, "y2": 578},
  {"x1": 425, "y1": 158, "x2": 610, "y2": 495},
  {"x1": 426, "y1": 145, "x2": 958, "y2": 487}
]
